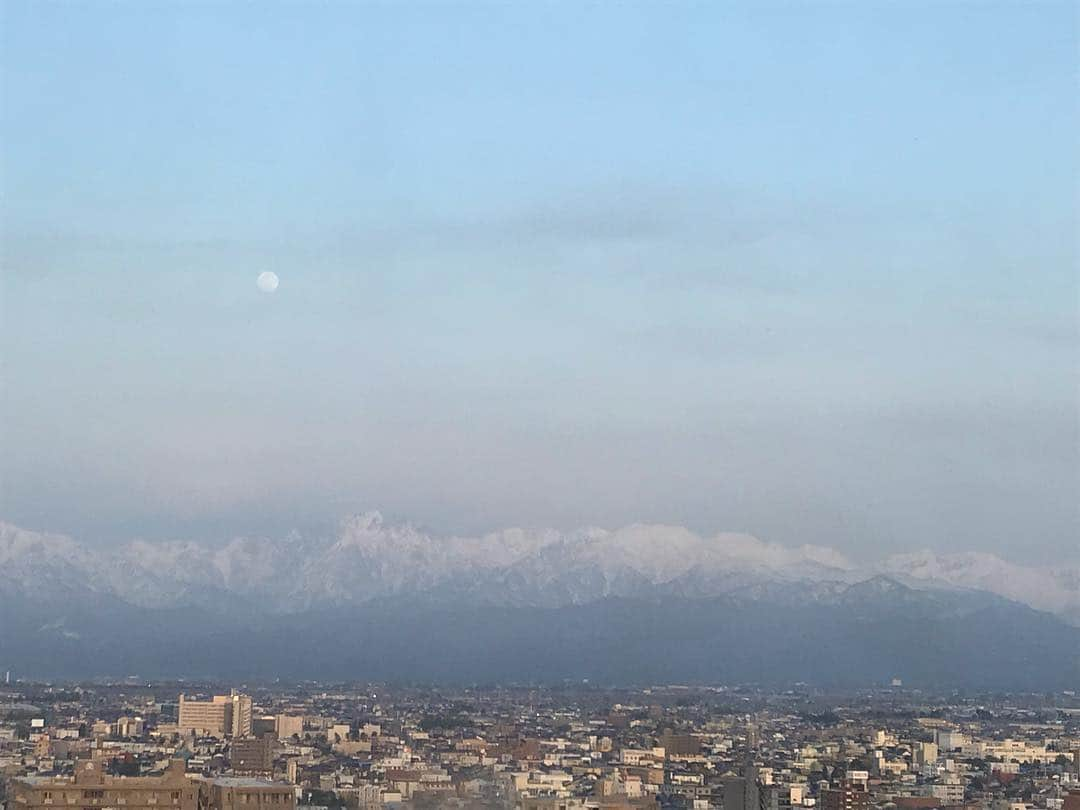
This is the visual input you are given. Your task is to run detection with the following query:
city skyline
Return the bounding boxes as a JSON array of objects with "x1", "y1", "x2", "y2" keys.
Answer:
[{"x1": 2, "y1": 679, "x2": 1079, "y2": 810}]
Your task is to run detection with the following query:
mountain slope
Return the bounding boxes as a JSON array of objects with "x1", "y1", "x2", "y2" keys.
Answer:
[
  {"x1": 1, "y1": 516, "x2": 1078, "y2": 687},
  {"x1": 1, "y1": 578, "x2": 1076, "y2": 689},
  {"x1": 878, "y1": 550, "x2": 1080, "y2": 626},
  {"x1": 1, "y1": 515, "x2": 865, "y2": 611},
  {"x1": 3, "y1": 516, "x2": 1076, "y2": 620}
]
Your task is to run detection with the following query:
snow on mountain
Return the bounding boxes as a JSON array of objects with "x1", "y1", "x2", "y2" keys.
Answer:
[
  {"x1": 0, "y1": 516, "x2": 1075, "y2": 623},
  {"x1": 1, "y1": 522, "x2": 83, "y2": 567},
  {"x1": 879, "y1": 550, "x2": 1080, "y2": 625},
  {"x1": 0, "y1": 522, "x2": 115, "y2": 602}
]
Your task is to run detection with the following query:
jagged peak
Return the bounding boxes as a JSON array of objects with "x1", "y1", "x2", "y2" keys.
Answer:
[
  {"x1": 340, "y1": 510, "x2": 385, "y2": 532},
  {"x1": 0, "y1": 516, "x2": 1075, "y2": 624}
]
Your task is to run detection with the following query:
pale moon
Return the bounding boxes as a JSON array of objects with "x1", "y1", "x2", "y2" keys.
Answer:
[{"x1": 256, "y1": 271, "x2": 279, "y2": 293}]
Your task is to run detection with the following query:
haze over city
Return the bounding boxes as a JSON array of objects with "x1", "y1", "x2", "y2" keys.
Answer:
[{"x1": 3, "y1": 2, "x2": 1077, "y2": 568}]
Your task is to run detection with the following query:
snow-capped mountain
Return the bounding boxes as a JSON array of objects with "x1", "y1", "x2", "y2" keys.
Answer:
[
  {"x1": 877, "y1": 550, "x2": 1080, "y2": 627},
  {"x1": 1, "y1": 514, "x2": 1077, "y2": 624},
  {"x1": 3, "y1": 515, "x2": 1079, "y2": 688}
]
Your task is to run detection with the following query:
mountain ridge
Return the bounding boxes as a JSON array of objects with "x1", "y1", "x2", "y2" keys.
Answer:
[
  {"x1": 2, "y1": 579, "x2": 1076, "y2": 689},
  {"x1": 1, "y1": 515, "x2": 1075, "y2": 622},
  {"x1": 3, "y1": 516, "x2": 1078, "y2": 687}
]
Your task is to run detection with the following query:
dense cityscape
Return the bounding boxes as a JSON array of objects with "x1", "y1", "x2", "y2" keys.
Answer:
[
  {"x1": 2, "y1": 682, "x2": 1078, "y2": 810},
  {"x1": 3, "y1": 11, "x2": 1076, "y2": 810}
]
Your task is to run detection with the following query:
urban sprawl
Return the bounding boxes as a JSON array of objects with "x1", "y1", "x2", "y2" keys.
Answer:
[{"x1": 1, "y1": 682, "x2": 1078, "y2": 810}]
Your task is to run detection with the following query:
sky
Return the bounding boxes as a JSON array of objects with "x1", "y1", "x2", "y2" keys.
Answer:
[{"x1": 1, "y1": 1, "x2": 1077, "y2": 562}]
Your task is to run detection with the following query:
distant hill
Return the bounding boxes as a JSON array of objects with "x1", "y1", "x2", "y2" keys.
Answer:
[{"x1": 1, "y1": 516, "x2": 1077, "y2": 687}]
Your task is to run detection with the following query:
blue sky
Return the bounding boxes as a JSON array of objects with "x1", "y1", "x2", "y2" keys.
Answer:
[{"x1": 1, "y1": 1, "x2": 1076, "y2": 560}]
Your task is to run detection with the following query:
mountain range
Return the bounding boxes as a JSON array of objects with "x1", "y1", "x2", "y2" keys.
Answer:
[{"x1": 1, "y1": 513, "x2": 1077, "y2": 687}]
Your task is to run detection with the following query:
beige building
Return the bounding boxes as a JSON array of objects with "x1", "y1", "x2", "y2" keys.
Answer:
[
  {"x1": 10, "y1": 759, "x2": 196, "y2": 810},
  {"x1": 201, "y1": 778, "x2": 294, "y2": 810},
  {"x1": 8, "y1": 757, "x2": 293, "y2": 810},
  {"x1": 249, "y1": 714, "x2": 301, "y2": 741},
  {"x1": 178, "y1": 692, "x2": 253, "y2": 738},
  {"x1": 273, "y1": 715, "x2": 303, "y2": 741}
]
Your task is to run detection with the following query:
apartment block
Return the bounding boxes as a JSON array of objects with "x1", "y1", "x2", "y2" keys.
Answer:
[
  {"x1": 7, "y1": 757, "x2": 293, "y2": 810},
  {"x1": 178, "y1": 692, "x2": 253, "y2": 738}
]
